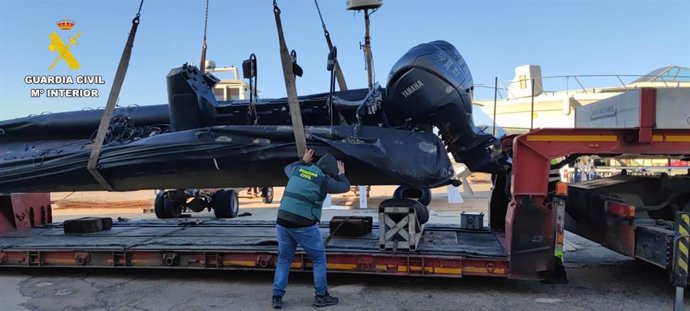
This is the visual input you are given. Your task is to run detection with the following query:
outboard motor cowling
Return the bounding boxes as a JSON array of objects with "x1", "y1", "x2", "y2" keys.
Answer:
[
  {"x1": 166, "y1": 64, "x2": 220, "y2": 131},
  {"x1": 385, "y1": 40, "x2": 497, "y2": 173}
]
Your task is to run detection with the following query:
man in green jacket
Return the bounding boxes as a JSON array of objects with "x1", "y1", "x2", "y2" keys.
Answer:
[{"x1": 272, "y1": 148, "x2": 350, "y2": 309}]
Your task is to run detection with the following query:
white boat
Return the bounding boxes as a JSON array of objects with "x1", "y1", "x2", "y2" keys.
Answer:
[
  {"x1": 474, "y1": 65, "x2": 690, "y2": 134},
  {"x1": 204, "y1": 60, "x2": 253, "y2": 101}
]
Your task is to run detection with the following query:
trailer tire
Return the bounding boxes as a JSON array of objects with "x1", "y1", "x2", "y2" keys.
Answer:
[
  {"x1": 154, "y1": 192, "x2": 166, "y2": 218},
  {"x1": 155, "y1": 192, "x2": 183, "y2": 218},
  {"x1": 164, "y1": 197, "x2": 183, "y2": 218},
  {"x1": 393, "y1": 185, "x2": 432, "y2": 206},
  {"x1": 213, "y1": 189, "x2": 239, "y2": 218},
  {"x1": 262, "y1": 187, "x2": 274, "y2": 204}
]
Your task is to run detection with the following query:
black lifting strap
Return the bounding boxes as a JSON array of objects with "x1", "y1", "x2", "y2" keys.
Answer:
[
  {"x1": 273, "y1": 0, "x2": 307, "y2": 157},
  {"x1": 87, "y1": 1, "x2": 143, "y2": 191}
]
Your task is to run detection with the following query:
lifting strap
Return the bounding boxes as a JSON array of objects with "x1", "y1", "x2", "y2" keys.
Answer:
[
  {"x1": 199, "y1": 0, "x2": 209, "y2": 73},
  {"x1": 86, "y1": 0, "x2": 143, "y2": 191},
  {"x1": 273, "y1": 0, "x2": 307, "y2": 157},
  {"x1": 314, "y1": 0, "x2": 347, "y2": 91}
]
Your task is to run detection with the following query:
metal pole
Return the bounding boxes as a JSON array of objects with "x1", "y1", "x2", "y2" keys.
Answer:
[
  {"x1": 492, "y1": 76, "x2": 498, "y2": 136},
  {"x1": 359, "y1": 186, "x2": 368, "y2": 209},
  {"x1": 199, "y1": 0, "x2": 209, "y2": 73},
  {"x1": 364, "y1": 9, "x2": 373, "y2": 90},
  {"x1": 530, "y1": 78, "x2": 535, "y2": 130},
  {"x1": 674, "y1": 287, "x2": 684, "y2": 311}
]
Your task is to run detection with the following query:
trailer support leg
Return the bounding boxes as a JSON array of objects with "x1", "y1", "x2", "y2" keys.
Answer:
[
  {"x1": 359, "y1": 186, "x2": 368, "y2": 209},
  {"x1": 675, "y1": 287, "x2": 684, "y2": 311}
]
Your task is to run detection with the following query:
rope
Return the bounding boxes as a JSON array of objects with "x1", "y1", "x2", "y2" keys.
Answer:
[
  {"x1": 86, "y1": 0, "x2": 143, "y2": 191},
  {"x1": 324, "y1": 215, "x2": 352, "y2": 247},
  {"x1": 94, "y1": 115, "x2": 169, "y2": 145}
]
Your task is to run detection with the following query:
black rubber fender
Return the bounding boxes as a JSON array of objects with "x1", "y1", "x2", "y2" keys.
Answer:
[
  {"x1": 393, "y1": 185, "x2": 432, "y2": 206},
  {"x1": 379, "y1": 198, "x2": 429, "y2": 225}
]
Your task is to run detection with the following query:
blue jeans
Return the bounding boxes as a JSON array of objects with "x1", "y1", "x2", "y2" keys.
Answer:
[{"x1": 272, "y1": 223, "x2": 328, "y2": 297}]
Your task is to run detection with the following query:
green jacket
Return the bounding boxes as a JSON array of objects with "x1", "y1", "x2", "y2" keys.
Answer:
[{"x1": 277, "y1": 160, "x2": 350, "y2": 227}]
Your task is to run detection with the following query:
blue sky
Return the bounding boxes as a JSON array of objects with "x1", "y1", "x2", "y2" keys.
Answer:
[{"x1": 1, "y1": 0, "x2": 688, "y2": 119}]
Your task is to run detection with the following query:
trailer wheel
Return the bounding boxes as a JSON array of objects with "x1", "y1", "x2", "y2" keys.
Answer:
[
  {"x1": 154, "y1": 192, "x2": 166, "y2": 218},
  {"x1": 262, "y1": 187, "x2": 274, "y2": 204},
  {"x1": 164, "y1": 197, "x2": 183, "y2": 218},
  {"x1": 154, "y1": 192, "x2": 183, "y2": 219},
  {"x1": 213, "y1": 189, "x2": 239, "y2": 218},
  {"x1": 393, "y1": 185, "x2": 432, "y2": 206}
]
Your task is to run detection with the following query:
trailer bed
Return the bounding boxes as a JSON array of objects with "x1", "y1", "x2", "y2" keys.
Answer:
[{"x1": 0, "y1": 219, "x2": 509, "y2": 278}]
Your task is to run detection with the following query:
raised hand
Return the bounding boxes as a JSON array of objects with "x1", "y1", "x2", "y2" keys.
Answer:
[
  {"x1": 337, "y1": 160, "x2": 345, "y2": 175},
  {"x1": 302, "y1": 148, "x2": 314, "y2": 164}
]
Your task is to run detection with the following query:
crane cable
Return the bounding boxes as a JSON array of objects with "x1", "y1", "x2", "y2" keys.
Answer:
[
  {"x1": 199, "y1": 0, "x2": 210, "y2": 73},
  {"x1": 313, "y1": 0, "x2": 347, "y2": 91},
  {"x1": 273, "y1": 0, "x2": 307, "y2": 157},
  {"x1": 87, "y1": 0, "x2": 144, "y2": 191}
]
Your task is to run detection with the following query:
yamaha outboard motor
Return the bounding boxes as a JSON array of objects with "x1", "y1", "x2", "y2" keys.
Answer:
[{"x1": 385, "y1": 40, "x2": 498, "y2": 173}]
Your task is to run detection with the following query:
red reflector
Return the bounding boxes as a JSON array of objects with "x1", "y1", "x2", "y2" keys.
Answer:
[
  {"x1": 605, "y1": 201, "x2": 635, "y2": 218},
  {"x1": 555, "y1": 182, "x2": 568, "y2": 196}
]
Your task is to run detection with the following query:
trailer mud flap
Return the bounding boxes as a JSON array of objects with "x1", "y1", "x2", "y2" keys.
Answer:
[{"x1": 506, "y1": 197, "x2": 558, "y2": 279}]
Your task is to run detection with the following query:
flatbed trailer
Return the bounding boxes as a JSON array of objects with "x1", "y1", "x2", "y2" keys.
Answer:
[
  {"x1": 0, "y1": 87, "x2": 688, "y2": 282},
  {"x1": 0, "y1": 206, "x2": 509, "y2": 278}
]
